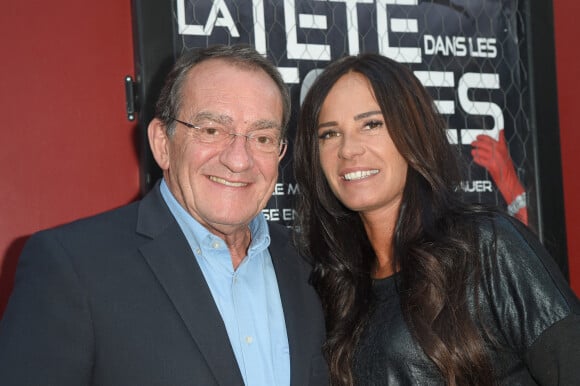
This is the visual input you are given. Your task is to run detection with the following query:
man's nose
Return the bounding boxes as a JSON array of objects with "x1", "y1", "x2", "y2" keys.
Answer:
[{"x1": 219, "y1": 134, "x2": 254, "y2": 172}]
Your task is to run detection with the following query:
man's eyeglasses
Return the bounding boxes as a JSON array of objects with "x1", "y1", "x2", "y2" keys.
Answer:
[{"x1": 170, "y1": 117, "x2": 287, "y2": 155}]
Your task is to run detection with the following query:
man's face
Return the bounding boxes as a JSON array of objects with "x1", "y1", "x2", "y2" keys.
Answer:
[{"x1": 151, "y1": 59, "x2": 285, "y2": 237}]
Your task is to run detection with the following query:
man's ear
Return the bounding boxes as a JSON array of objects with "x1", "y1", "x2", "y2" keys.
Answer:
[{"x1": 148, "y1": 118, "x2": 170, "y2": 170}]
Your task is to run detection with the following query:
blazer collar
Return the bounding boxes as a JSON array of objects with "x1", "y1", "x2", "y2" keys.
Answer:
[
  {"x1": 136, "y1": 182, "x2": 244, "y2": 386},
  {"x1": 268, "y1": 224, "x2": 312, "y2": 386},
  {"x1": 136, "y1": 184, "x2": 312, "y2": 386}
]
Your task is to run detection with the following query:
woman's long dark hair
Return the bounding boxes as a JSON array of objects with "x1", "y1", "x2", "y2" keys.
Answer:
[{"x1": 293, "y1": 54, "x2": 493, "y2": 385}]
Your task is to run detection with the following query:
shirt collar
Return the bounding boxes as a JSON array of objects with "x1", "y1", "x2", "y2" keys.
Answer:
[{"x1": 159, "y1": 178, "x2": 271, "y2": 255}]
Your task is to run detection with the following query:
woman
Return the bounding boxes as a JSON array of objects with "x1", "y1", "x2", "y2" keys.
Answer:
[{"x1": 293, "y1": 53, "x2": 580, "y2": 385}]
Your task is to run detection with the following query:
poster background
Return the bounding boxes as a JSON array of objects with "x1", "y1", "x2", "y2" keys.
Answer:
[{"x1": 162, "y1": 0, "x2": 536, "y2": 228}]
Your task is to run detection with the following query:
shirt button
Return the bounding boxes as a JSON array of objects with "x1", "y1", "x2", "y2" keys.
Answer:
[
  {"x1": 195, "y1": 248, "x2": 201, "y2": 255},
  {"x1": 245, "y1": 336, "x2": 253, "y2": 344},
  {"x1": 211, "y1": 241, "x2": 220, "y2": 249}
]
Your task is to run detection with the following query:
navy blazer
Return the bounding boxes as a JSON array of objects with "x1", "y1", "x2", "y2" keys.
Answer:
[{"x1": 0, "y1": 183, "x2": 328, "y2": 385}]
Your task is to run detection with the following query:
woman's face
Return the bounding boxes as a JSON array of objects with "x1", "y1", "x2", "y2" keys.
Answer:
[{"x1": 317, "y1": 72, "x2": 408, "y2": 220}]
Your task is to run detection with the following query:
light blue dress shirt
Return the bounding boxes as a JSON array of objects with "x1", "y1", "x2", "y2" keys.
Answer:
[{"x1": 160, "y1": 180, "x2": 290, "y2": 386}]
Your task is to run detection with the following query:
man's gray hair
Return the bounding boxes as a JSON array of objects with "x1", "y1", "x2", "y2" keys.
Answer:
[{"x1": 154, "y1": 44, "x2": 291, "y2": 138}]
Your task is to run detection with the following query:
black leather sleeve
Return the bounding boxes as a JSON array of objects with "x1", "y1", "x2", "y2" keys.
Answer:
[
  {"x1": 478, "y1": 215, "x2": 580, "y2": 349},
  {"x1": 478, "y1": 215, "x2": 580, "y2": 384}
]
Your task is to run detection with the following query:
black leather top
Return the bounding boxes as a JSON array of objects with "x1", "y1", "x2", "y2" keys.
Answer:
[{"x1": 353, "y1": 214, "x2": 580, "y2": 385}]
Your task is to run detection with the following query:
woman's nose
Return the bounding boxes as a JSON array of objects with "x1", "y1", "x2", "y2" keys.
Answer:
[{"x1": 338, "y1": 133, "x2": 366, "y2": 159}]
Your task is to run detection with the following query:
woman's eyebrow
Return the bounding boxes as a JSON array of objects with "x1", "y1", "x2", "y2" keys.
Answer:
[
  {"x1": 353, "y1": 110, "x2": 382, "y2": 121},
  {"x1": 317, "y1": 120, "x2": 337, "y2": 130},
  {"x1": 317, "y1": 110, "x2": 382, "y2": 129}
]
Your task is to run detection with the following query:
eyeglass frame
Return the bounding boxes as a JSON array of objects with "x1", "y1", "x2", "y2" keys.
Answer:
[{"x1": 169, "y1": 117, "x2": 288, "y2": 156}]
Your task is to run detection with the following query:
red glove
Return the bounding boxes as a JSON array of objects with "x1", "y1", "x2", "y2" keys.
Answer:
[{"x1": 471, "y1": 129, "x2": 528, "y2": 225}]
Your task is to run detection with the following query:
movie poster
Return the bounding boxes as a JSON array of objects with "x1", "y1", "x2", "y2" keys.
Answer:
[{"x1": 172, "y1": 0, "x2": 534, "y2": 228}]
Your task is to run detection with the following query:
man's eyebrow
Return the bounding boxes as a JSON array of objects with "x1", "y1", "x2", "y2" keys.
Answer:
[
  {"x1": 191, "y1": 111, "x2": 233, "y2": 125},
  {"x1": 317, "y1": 110, "x2": 382, "y2": 130},
  {"x1": 191, "y1": 112, "x2": 280, "y2": 131},
  {"x1": 252, "y1": 119, "x2": 282, "y2": 131}
]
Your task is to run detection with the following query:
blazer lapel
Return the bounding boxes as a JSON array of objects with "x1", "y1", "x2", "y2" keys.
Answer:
[
  {"x1": 136, "y1": 184, "x2": 244, "y2": 386},
  {"x1": 269, "y1": 225, "x2": 311, "y2": 386}
]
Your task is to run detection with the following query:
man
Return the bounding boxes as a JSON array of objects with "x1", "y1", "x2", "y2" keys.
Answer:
[{"x1": 0, "y1": 45, "x2": 328, "y2": 385}]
